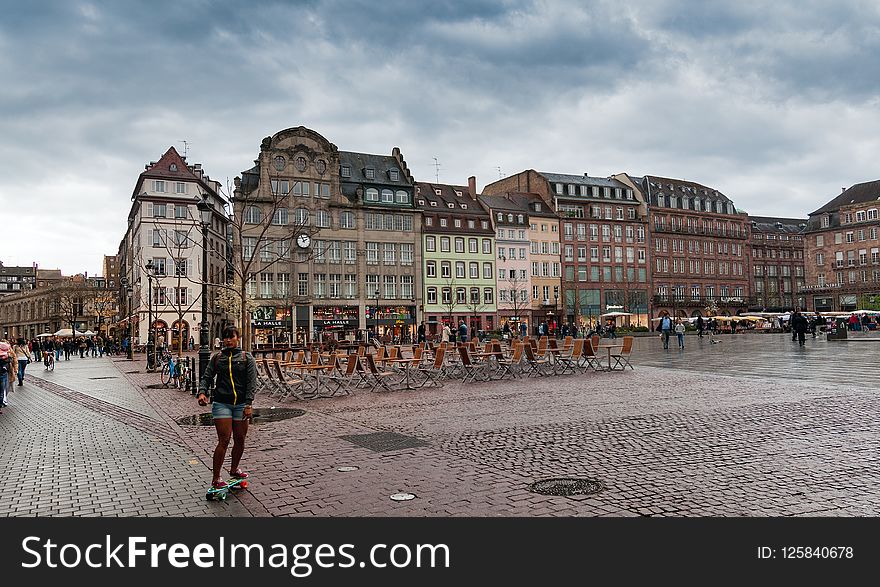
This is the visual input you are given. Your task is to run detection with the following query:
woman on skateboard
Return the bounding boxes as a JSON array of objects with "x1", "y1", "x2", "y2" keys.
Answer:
[{"x1": 197, "y1": 325, "x2": 257, "y2": 491}]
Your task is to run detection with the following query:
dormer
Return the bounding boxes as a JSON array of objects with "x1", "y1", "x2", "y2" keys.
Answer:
[
  {"x1": 389, "y1": 169, "x2": 399, "y2": 181},
  {"x1": 364, "y1": 167, "x2": 375, "y2": 180}
]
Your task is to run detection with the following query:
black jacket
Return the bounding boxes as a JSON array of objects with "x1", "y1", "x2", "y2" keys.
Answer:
[{"x1": 199, "y1": 347, "x2": 257, "y2": 406}]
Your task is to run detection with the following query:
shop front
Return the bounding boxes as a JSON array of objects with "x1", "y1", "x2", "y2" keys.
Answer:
[
  {"x1": 252, "y1": 306, "x2": 293, "y2": 348},
  {"x1": 170, "y1": 319, "x2": 190, "y2": 351},
  {"x1": 313, "y1": 306, "x2": 359, "y2": 341},
  {"x1": 366, "y1": 305, "x2": 416, "y2": 342}
]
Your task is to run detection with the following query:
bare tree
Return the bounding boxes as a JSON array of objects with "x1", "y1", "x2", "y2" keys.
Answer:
[
  {"x1": 55, "y1": 279, "x2": 95, "y2": 338},
  {"x1": 440, "y1": 279, "x2": 463, "y2": 332},
  {"x1": 153, "y1": 220, "x2": 204, "y2": 358},
  {"x1": 500, "y1": 271, "x2": 531, "y2": 334},
  {"x1": 224, "y1": 173, "x2": 325, "y2": 351},
  {"x1": 463, "y1": 286, "x2": 488, "y2": 339}
]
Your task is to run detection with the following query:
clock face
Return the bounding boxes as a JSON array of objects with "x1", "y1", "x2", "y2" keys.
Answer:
[{"x1": 296, "y1": 234, "x2": 311, "y2": 248}]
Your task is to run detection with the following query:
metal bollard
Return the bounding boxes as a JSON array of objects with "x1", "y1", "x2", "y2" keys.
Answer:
[{"x1": 187, "y1": 357, "x2": 195, "y2": 394}]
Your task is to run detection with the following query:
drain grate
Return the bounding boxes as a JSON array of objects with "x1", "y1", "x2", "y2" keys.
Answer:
[
  {"x1": 339, "y1": 431, "x2": 429, "y2": 453},
  {"x1": 528, "y1": 478, "x2": 603, "y2": 497}
]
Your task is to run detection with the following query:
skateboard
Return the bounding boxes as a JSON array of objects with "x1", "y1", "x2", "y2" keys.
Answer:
[{"x1": 205, "y1": 476, "x2": 250, "y2": 501}]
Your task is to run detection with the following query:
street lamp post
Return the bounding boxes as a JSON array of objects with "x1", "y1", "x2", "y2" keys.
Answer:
[
  {"x1": 145, "y1": 260, "x2": 155, "y2": 370},
  {"x1": 554, "y1": 286, "x2": 559, "y2": 338},
  {"x1": 371, "y1": 288, "x2": 381, "y2": 343},
  {"x1": 197, "y1": 195, "x2": 213, "y2": 385},
  {"x1": 126, "y1": 285, "x2": 133, "y2": 359}
]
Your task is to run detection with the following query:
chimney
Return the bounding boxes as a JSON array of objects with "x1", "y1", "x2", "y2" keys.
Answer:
[
  {"x1": 468, "y1": 176, "x2": 477, "y2": 200},
  {"x1": 842, "y1": 187, "x2": 846, "y2": 193}
]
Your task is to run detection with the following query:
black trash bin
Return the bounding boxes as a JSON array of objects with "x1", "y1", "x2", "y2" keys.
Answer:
[{"x1": 826, "y1": 317, "x2": 848, "y2": 340}]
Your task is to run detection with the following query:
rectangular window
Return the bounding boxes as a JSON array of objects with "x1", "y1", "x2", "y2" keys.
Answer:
[
  {"x1": 383, "y1": 243, "x2": 396, "y2": 265},
  {"x1": 260, "y1": 273, "x2": 273, "y2": 298},
  {"x1": 425, "y1": 236, "x2": 436, "y2": 252},
  {"x1": 298, "y1": 273, "x2": 308, "y2": 296},
  {"x1": 366, "y1": 242, "x2": 379, "y2": 264}
]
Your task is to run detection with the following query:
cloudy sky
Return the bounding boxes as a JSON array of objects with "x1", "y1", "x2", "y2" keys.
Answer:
[{"x1": 2, "y1": 0, "x2": 879, "y2": 276}]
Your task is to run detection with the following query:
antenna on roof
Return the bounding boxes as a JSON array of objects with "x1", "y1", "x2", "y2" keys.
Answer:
[
  {"x1": 432, "y1": 157, "x2": 441, "y2": 183},
  {"x1": 179, "y1": 140, "x2": 190, "y2": 159}
]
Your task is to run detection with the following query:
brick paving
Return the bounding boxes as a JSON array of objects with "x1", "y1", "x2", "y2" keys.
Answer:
[{"x1": 2, "y1": 334, "x2": 879, "y2": 517}]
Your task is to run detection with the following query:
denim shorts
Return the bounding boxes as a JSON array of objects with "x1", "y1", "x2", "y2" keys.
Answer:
[{"x1": 211, "y1": 401, "x2": 247, "y2": 421}]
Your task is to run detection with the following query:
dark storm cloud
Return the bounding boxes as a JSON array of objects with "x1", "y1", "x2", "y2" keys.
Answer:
[{"x1": 3, "y1": 0, "x2": 880, "y2": 274}]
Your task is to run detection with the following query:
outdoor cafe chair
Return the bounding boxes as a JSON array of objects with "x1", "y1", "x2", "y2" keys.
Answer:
[
  {"x1": 457, "y1": 345, "x2": 491, "y2": 383},
  {"x1": 522, "y1": 342, "x2": 551, "y2": 377},
  {"x1": 322, "y1": 354, "x2": 360, "y2": 396},
  {"x1": 555, "y1": 339, "x2": 582, "y2": 376},
  {"x1": 609, "y1": 336, "x2": 634, "y2": 371},
  {"x1": 580, "y1": 339, "x2": 604, "y2": 372},
  {"x1": 272, "y1": 360, "x2": 309, "y2": 401},
  {"x1": 491, "y1": 341, "x2": 522, "y2": 379},
  {"x1": 259, "y1": 358, "x2": 281, "y2": 396},
  {"x1": 361, "y1": 353, "x2": 396, "y2": 392},
  {"x1": 415, "y1": 345, "x2": 447, "y2": 388}
]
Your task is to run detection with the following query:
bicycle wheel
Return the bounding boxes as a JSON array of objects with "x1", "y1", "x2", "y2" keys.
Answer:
[{"x1": 160, "y1": 362, "x2": 172, "y2": 386}]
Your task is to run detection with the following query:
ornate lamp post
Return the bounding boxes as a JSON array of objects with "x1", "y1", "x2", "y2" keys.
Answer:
[
  {"x1": 554, "y1": 286, "x2": 560, "y2": 338},
  {"x1": 197, "y1": 194, "x2": 213, "y2": 384},
  {"x1": 126, "y1": 284, "x2": 133, "y2": 359}
]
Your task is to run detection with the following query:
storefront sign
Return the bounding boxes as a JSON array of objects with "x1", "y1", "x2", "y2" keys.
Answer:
[{"x1": 253, "y1": 320, "x2": 285, "y2": 328}]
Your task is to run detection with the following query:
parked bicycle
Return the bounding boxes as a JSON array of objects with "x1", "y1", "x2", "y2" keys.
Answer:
[
  {"x1": 160, "y1": 352, "x2": 190, "y2": 389},
  {"x1": 44, "y1": 352, "x2": 55, "y2": 371}
]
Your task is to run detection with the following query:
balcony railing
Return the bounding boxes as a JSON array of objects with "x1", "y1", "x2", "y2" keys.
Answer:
[{"x1": 651, "y1": 225, "x2": 748, "y2": 239}]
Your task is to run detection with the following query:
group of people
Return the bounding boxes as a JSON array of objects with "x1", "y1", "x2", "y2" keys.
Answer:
[{"x1": 0, "y1": 338, "x2": 33, "y2": 414}]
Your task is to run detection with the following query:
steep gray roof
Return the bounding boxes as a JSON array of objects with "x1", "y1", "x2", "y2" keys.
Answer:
[
  {"x1": 749, "y1": 216, "x2": 807, "y2": 234},
  {"x1": 808, "y1": 179, "x2": 880, "y2": 216},
  {"x1": 539, "y1": 172, "x2": 625, "y2": 189}
]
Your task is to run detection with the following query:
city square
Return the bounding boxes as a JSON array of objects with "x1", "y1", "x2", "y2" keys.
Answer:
[{"x1": 2, "y1": 331, "x2": 878, "y2": 518}]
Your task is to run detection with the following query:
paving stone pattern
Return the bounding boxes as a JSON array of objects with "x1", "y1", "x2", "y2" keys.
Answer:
[{"x1": 3, "y1": 335, "x2": 879, "y2": 517}]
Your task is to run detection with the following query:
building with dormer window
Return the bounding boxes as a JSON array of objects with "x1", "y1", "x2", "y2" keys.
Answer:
[{"x1": 803, "y1": 180, "x2": 880, "y2": 312}]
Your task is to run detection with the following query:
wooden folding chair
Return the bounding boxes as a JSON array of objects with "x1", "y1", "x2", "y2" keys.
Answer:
[
  {"x1": 273, "y1": 360, "x2": 309, "y2": 400},
  {"x1": 580, "y1": 339, "x2": 605, "y2": 372},
  {"x1": 555, "y1": 339, "x2": 582, "y2": 375},
  {"x1": 609, "y1": 336, "x2": 634, "y2": 370},
  {"x1": 362, "y1": 353, "x2": 396, "y2": 392},
  {"x1": 457, "y1": 345, "x2": 490, "y2": 383},
  {"x1": 522, "y1": 342, "x2": 550, "y2": 377},
  {"x1": 416, "y1": 345, "x2": 447, "y2": 388}
]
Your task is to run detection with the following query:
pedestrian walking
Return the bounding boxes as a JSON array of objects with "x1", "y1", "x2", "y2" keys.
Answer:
[
  {"x1": 0, "y1": 341, "x2": 13, "y2": 412},
  {"x1": 441, "y1": 323, "x2": 451, "y2": 343},
  {"x1": 458, "y1": 320, "x2": 468, "y2": 343},
  {"x1": 659, "y1": 315, "x2": 673, "y2": 349},
  {"x1": 696, "y1": 315, "x2": 704, "y2": 338},
  {"x1": 197, "y1": 325, "x2": 257, "y2": 492},
  {"x1": 791, "y1": 310, "x2": 808, "y2": 346},
  {"x1": 12, "y1": 338, "x2": 30, "y2": 387},
  {"x1": 417, "y1": 321, "x2": 426, "y2": 343},
  {"x1": 674, "y1": 318, "x2": 686, "y2": 349}
]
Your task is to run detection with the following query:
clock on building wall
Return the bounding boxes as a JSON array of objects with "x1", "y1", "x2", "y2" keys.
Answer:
[
  {"x1": 273, "y1": 155, "x2": 286, "y2": 171},
  {"x1": 295, "y1": 156, "x2": 307, "y2": 172},
  {"x1": 315, "y1": 159, "x2": 327, "y2": 175},
  {"x1": 296, "y1": 233, "x2": 311, "y2": 249}
]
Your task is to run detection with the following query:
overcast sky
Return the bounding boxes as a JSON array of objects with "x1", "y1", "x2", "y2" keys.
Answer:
[{"x1": 2, "y1": 0, "x2": 879, "y2": 277}]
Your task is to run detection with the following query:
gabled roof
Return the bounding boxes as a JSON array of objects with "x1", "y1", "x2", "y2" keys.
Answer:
[
  {"x1": 414, "y1": 182, "x2": 489, "y2": 217},
  {"x1": 478, "y1": 192, "x2": 557, "y2": 219},
  {"x1": 133, "y1": 146, "x2": 222, "y2": 200},
  {"x1": 808, "y1": 179, "x2": 880, "y2": 216}
]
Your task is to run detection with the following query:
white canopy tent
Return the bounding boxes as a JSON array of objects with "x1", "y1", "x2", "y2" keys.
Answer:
[{"x1": 53, "y1": 328, "x2": 86, "y2": 337}]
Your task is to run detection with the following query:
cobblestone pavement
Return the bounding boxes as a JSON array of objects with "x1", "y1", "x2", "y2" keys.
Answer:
[{"x1": 3, "y1": 335, "x2": 880, "y2": 517}]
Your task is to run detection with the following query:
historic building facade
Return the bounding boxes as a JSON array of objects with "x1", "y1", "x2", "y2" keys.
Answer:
[
  {"x1": 484, "y1": 171, "x2": 649, "y2": 328},
  {"x1": 803, "y1": 180, "x2": 880, "y2": 312},
  {"x1": 747, "y1": 216, "x2": 806, "y2": 312},
  {"x1": 416, "y1": 177, "x2": 496, "y2": 336},
  {"x1": 234, "y1": 126, "x2": 421, "y2": 343},
  {"x1": 624, "y1": 174, "x2": 751, "y2": 319},
  {"x1": 0, "y1": 274, "x2": 116, "y2": 340},
  {"x1": 118, "y1": 146, "x2": 227, "y2": 350}
]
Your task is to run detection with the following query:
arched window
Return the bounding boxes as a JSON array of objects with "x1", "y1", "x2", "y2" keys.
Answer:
[
  {"x1": 381, "y1": 189, "x2": 394, "y2": 203},
  {"x1": 294, "y1": 208, "x2": 310, "y2": 225},
  {"x1": 245, "y1": 206, "x2": 262, "y2": 224},
  {"x1": 395, "y1": 190, "x2": 409, "y2": 204},
  {"x1": 365, "y1": 188, "x2": 379, "y2": 202}
]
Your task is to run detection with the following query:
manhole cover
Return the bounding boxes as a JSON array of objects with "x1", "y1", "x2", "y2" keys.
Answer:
[
  {"x1": 176, "y1": 407, "x2": 305, "y2": 426},
  {"x1": 390, "y1": 492, "x2": 416, "y2": 501},
  {"x1": 339, "y1": 431, "x2": 429, "y2": 453},
  {"x1": 528, "y1": 478, "x2": 603, "y2": 497},
  {"x1": 337, "y1": 466, "x2": 359, "y2": 472}
]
